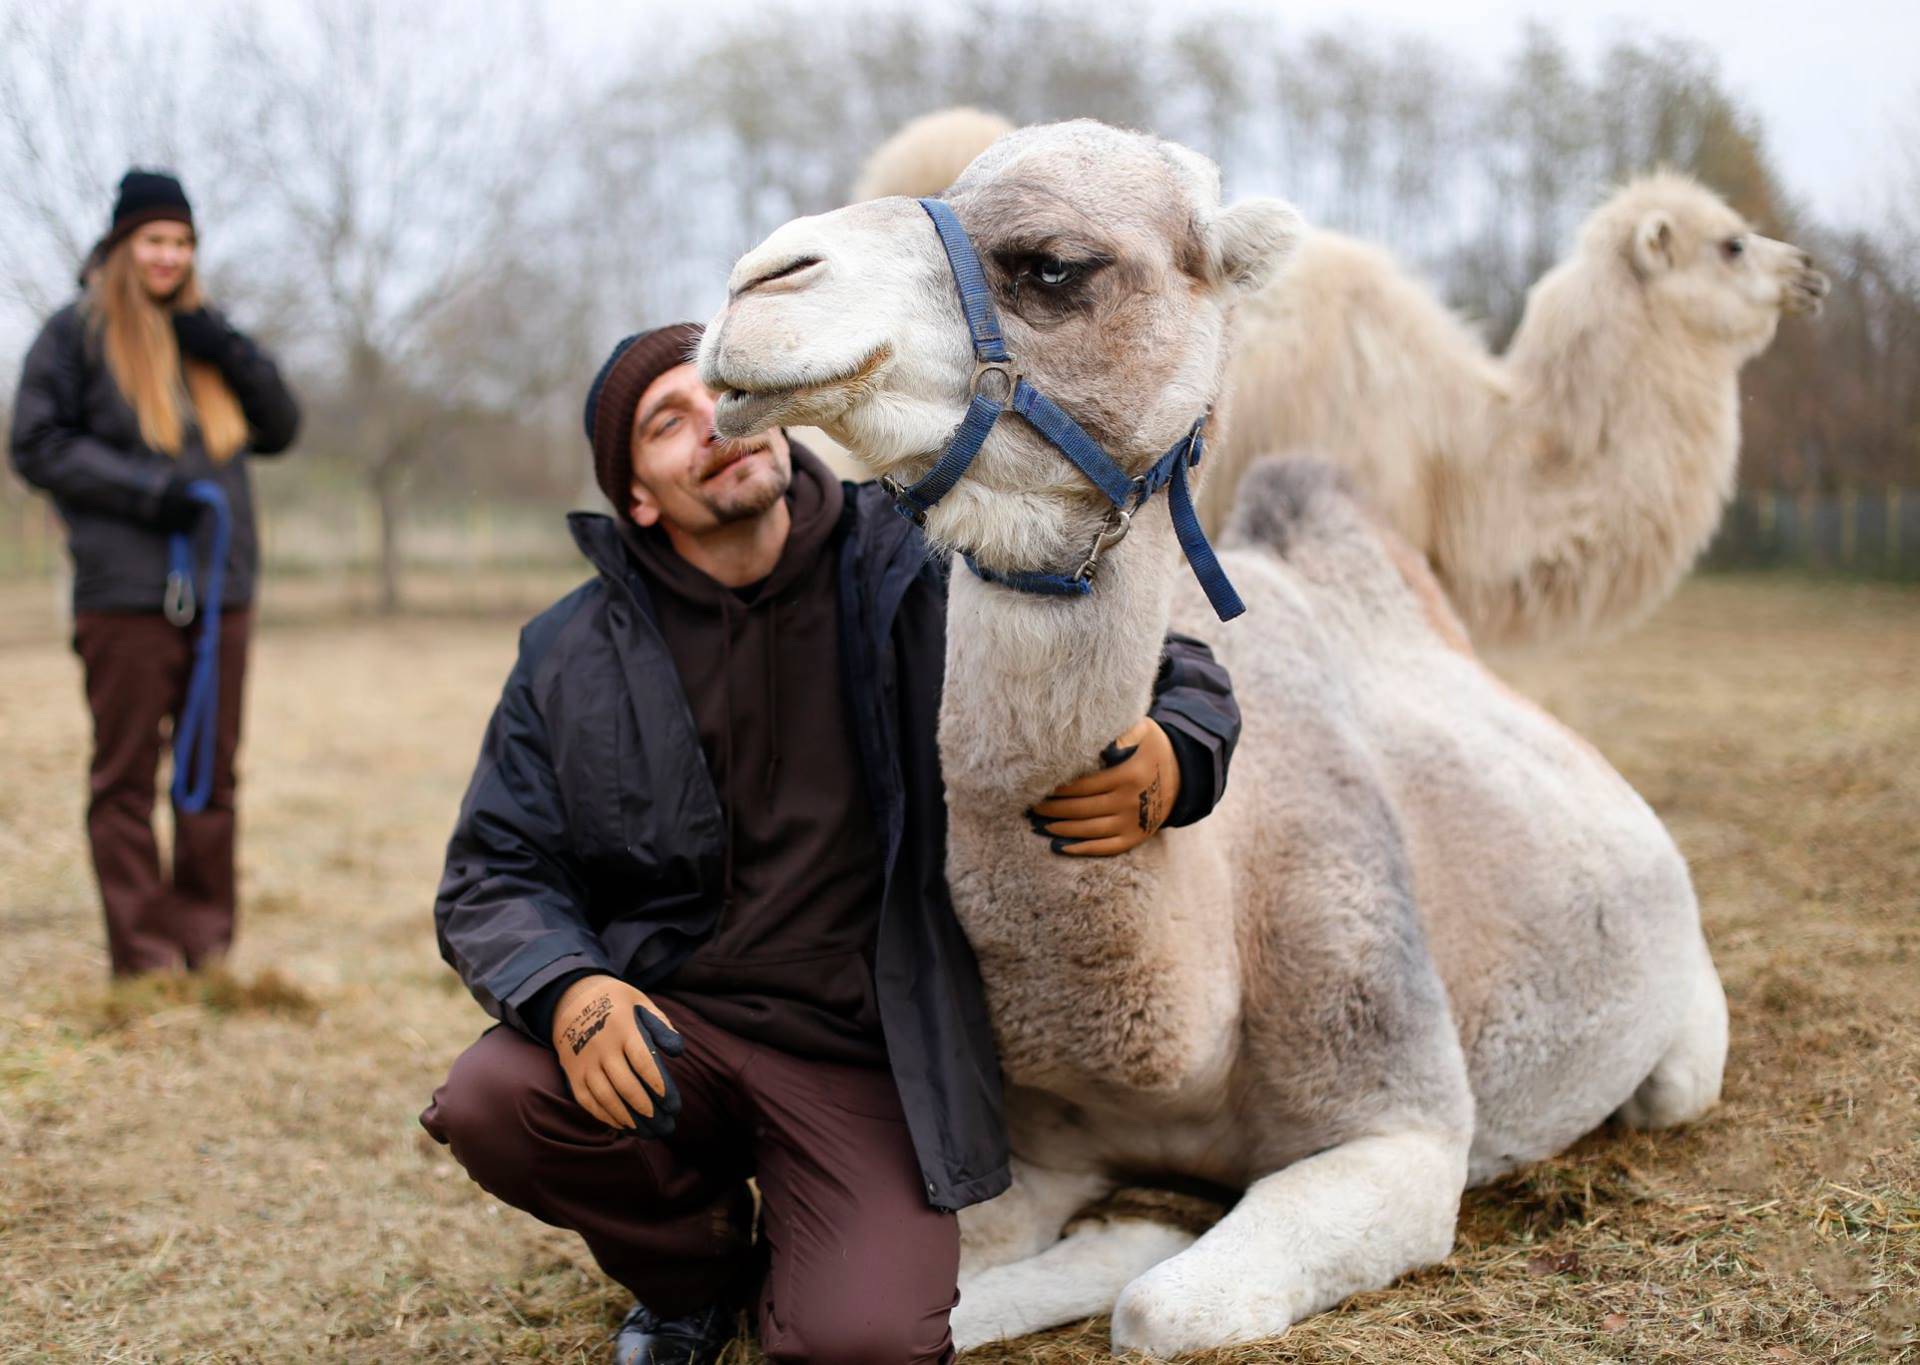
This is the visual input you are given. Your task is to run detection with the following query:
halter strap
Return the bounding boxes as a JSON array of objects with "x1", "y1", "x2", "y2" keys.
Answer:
[
  {"x1": 885, "y1": 196, "x2": 1245, "y2": 622},
  {"x1": 923, "y1": 197, "x2": 1011, "y2": 364}
]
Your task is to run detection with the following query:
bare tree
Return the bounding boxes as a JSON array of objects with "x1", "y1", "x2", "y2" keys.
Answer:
[
  {"x1": 0, "y1": 1, "x2": 257, "y2": 329},
  {"x1": 214, "y1": 0, "x2": 589, "y2": 611}
]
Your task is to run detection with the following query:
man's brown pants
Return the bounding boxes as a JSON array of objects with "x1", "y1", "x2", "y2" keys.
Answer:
[
  {"x1": 421, "y1": 999, "x2": 960, "y2": 1364},
  {"x1": 73, "y1": 609, "x2": 252, "y2": 976}
]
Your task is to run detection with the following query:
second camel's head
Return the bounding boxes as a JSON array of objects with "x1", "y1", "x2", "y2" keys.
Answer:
[{"x1": 1575, "y1": 172, "x2": 1829, "y2": 359}]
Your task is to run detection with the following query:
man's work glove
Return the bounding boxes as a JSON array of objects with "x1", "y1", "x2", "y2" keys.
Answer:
[
  {"x1": 1029, "y1": 716, "x2": 1180, "y2": 856},
  {"x1": 550, "y1": 974, "x2": 684, "y2": 1136}
]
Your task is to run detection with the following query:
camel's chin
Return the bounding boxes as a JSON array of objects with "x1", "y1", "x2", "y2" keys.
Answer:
[{"x1": 710, "y1": 344, "x2": 893, "y2": 440}]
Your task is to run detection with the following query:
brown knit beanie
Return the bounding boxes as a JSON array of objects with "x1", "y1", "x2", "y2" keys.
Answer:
[{"x1": 584, "y1": 322, "x2": 704, "y2": 517}]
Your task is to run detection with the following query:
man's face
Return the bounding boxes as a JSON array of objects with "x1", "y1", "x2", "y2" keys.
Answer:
[{"x1": 628, "y1": 362, "x2": 791, "y2": 532}]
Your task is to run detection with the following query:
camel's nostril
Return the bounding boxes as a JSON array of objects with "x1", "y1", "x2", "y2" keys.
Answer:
[{"x1": 737, "y1": 255, "x2": 824, "y2": 297}]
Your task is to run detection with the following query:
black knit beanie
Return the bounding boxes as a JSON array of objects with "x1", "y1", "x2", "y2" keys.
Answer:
[
  {"x1": 584, "y1": 322, "x2": 704, "y2": 517},
  {"x1": 81, "y1": 168, "x2": 195, "y2": 281}
]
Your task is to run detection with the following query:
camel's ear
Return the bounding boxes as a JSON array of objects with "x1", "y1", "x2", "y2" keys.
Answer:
[
  {"x1": 1632, "y1": 211, "x2": 1676, "y2": 276},
  {"x1": 1212, "y1": 198, "x2": 1304, "y2": 296}
]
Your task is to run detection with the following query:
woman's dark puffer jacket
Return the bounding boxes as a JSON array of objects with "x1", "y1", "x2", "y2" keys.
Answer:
[{"x1": 9, "y1": 301, "x2": 300, "y2": 612}]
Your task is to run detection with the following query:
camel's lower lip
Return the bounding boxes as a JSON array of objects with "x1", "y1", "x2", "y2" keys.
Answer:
[
  {"x1": 711, "y1": 345, "x2": 892, "y2": 440},
  {"x1": 713, "y1": 390, "x2": 795, "y2": 440},
  {"x1": 1784, "y1": 272, "x2": 1830, "y2": 317}
]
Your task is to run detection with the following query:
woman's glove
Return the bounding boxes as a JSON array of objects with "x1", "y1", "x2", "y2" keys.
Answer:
[
  {"x1": 550, "y1": 974, "x2": 685, "y2": 1137},
  {"x1": 155, "y1": 473, "x2": 204, "y2": 532},
  {"x1": 1029, "y1": 716, "x2": 1181, "y2": 856},
  {"x1": 171, "y1": 308, "x2": 233, "y2": 365}
]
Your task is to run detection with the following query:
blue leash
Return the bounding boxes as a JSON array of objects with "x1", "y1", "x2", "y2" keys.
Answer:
[
  {"x1": 162, "y1": 481, "x2": 230, "y2": 815},
  {"x1": 878, "y1": 198, "x2": 1246, "y2": 622}
]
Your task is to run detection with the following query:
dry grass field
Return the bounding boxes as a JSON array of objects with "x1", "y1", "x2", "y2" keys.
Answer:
[{"x1": 1, "y1": 575, "x2": 1915, "y2": 1364}]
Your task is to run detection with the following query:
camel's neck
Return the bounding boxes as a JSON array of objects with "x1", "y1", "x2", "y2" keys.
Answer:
[
  {"x1": 938, "y1": 503, "x2": 1181, "y2": 805},
  {"x1": 1446, "y1": 267, "x2": 1742, "y2": 642},
  {"x1": 1503, "y1": 281, "x2": 1739, "y2": 468}
]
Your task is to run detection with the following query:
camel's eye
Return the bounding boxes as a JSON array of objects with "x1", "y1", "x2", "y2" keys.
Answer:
[
  {"x1": 1722, "y1": 236, "x2": 1746, "y2": 260},
  {"x1": 996, "y1": 249, "x2": 1109, "y2": 320},
  {"x1": 1034, "y1": 257, "x2": 1078, "y2": 288},
  {"x1": 1000, "y1": 251, "x2": 1102, "y2": 296}
]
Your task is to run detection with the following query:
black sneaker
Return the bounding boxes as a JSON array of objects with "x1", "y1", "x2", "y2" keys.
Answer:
[{"x1": 610, "y1": 1300, "x2": 733, "y2": 1365}]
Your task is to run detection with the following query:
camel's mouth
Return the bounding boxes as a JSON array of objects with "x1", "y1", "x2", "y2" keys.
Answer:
[
  {"x1": 712, "y1": 344, "x2": 893, "y2": 440},
  {"x1": 1783, "y1": 267, "x2": 1830, "y2": 317}
]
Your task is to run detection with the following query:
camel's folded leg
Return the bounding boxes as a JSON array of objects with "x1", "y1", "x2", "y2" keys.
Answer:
[
  {"x1": 958, "y1": 1159, "x2": 1113, "y2": 1277},
  {"x1": 953, "y1": 1216, "x2": 1198, "y2": 1353},
  {"x1": 1109, "y1": 1130, "x2": 1469, "y2": 1359}
]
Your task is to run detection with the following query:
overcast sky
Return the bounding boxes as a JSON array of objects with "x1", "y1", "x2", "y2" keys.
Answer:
[
  {"x1": 539, "y1": 0, "x2": 1915, "y2": 226},
  {"x1": 31, "y1": 0, "x2": 1920, "y2": 225},
  {"x1": 1236, "y1": 0, "x2": 1915, "y2": 223}
]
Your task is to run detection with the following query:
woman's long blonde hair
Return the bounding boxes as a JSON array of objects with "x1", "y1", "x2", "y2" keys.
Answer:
[{"x1": 85, "y1": 238, "x2": 248, "y2": 462}]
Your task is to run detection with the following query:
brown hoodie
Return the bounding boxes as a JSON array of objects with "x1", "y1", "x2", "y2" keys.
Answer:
[{"x1": 621, "y1": 446, "x2": 889, "y2": 1065}]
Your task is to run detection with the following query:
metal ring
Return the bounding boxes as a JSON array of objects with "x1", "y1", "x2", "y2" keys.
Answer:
[{"x1": 970, "y1": 361, "x2": 1018, "y2": 405}]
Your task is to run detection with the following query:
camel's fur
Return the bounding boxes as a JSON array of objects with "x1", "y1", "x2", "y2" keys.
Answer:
[
  {"x1": 852, "y1": 110, "x2": 1827, "y2": 648},
  {"x1": 699, "y1": 121, "x2": 1726, "y2": 1358},
  {"x1": 851, "y1": 106, "x2": 1015, "y2": 203}
]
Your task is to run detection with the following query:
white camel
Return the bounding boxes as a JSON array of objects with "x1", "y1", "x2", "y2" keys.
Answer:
[
  {"x1": 1204, "y1": 173, "x2": 1829, "y2": 646},
  {"x1": 850, "y1": 110, "x2": 1828, "y2": 647},
  {"x1": 699, "y1": 121, "x2": 1727, "y2": 1358}
]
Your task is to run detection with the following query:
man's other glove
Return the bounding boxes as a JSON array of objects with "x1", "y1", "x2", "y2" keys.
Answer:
[
  {"x1": 551, "y1": 974, "x2": 685, "y2": 1137},
  {"x1": 1029, "y1": 716, "x2": 1181, "y2": 856}
]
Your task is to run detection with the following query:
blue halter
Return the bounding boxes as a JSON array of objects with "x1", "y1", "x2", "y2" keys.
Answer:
[{"x1": 879, "y1": 198, "x2": 1244, "y2": 622}]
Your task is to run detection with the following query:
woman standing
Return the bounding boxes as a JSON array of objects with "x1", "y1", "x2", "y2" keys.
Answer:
[{"x1": 9, "y1": 168, "x2": 299, "y2": 977}]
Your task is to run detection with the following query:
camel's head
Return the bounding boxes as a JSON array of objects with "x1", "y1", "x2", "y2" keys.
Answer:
[
  {"x1": 1586, "y1": 173, "x2": 1828, "y2": 356},
  {"x1": 699, "y1": 120, "x2": 1302, "y2": 571}
]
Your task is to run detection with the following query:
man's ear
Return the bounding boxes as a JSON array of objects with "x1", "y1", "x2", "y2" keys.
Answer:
[
  {"x1": 1632, "y1": 211, "x2": 1676, "y2": 277},
  {"x1": 629, "y1": 475, "x2": 660, "y2": 528},
  {"x1": 1213, "y1": 198, "x2": 1305, "y2": 296}
]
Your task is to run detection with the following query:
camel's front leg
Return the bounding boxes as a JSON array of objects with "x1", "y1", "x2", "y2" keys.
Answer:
[
  {"x1": 958, "y1": 1159, "x2": 1113, "y2": 1277},
  {"x1": 1109, "y1": 1130, "x2": 1469, "y2": 1358},
  {"x1": 954, "y1": 1214, "x2": 1197, "y2": 1352}
]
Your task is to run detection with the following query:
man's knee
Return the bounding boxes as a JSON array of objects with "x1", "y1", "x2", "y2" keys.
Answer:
[
  {"x1": 765, "y1": 1287, "x2": 955, "y2": 1365},
  {"x1": 420, "y1": 1029, "x2": 561, "y2": 1199}
]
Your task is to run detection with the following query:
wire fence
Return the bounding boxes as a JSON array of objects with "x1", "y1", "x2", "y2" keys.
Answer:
[{"x1": 1699, "y1": 488, "x2": 1920, "y2": 578}]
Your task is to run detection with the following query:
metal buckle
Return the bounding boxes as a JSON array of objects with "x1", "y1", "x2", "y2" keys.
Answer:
[
  {"x1": 878, "y1": 475, "x2": 928, "y2": 526},
  {"x1": 970, "y1": 360, "x2": 1019, "y2": 405},
  {"x1": 1073, "y1": 505, "x2": 1132, "y2": 583},
  {"x1": 163, "y1": 571, "x2": 196, "y2": 627}
]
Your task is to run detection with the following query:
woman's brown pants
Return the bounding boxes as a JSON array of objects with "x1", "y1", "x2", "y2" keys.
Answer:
[{"x1": 72, "y1": 608, "x2": 251, "y2": 975}]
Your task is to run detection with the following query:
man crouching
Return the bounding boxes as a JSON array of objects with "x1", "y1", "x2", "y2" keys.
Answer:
[{"x1": 420, "y1": 323, "x2": 1241, "y2": 1363}]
